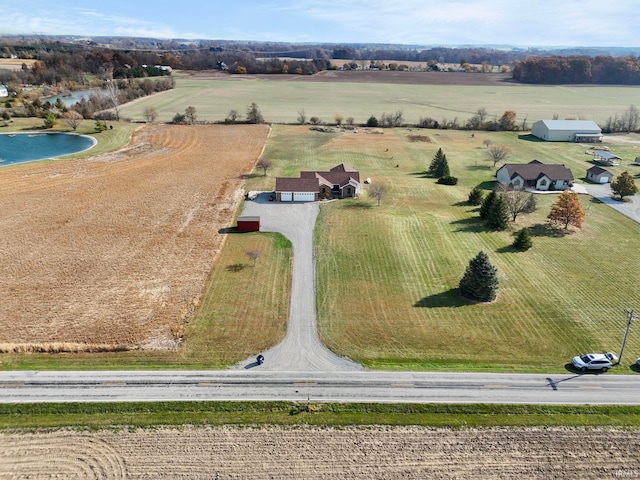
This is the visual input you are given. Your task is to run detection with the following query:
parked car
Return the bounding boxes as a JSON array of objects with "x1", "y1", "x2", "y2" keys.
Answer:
[
  {"x1": 571, "y1": 352, "x2": 618, "y2": 372},
  {"x1": 636, "y1": 357, "x2": 640, "y2": 367}
]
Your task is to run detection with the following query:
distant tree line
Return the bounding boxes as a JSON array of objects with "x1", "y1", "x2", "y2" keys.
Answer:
[{"x1": 512, "y1": 56, "x2": 640, "y2": 85}]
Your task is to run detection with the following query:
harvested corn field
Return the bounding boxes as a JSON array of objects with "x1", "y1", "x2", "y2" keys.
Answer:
[
  {"x1": 0, "y1": 124, "x2": 269, "y2": 351},
  {"x1": 0, "y1": 425, "x2": 638, "y2": 479}
]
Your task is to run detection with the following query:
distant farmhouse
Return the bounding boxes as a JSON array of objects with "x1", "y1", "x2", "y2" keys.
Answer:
[
  {"x1": 275, "y1": 164, "x2": 360, "y2": 202},
  {"x1": 531, "y1": 120, "x2": 602, "y2": 142},
  {"x1": 496, "y1": 160, "x2": 574, "y2": 191}
]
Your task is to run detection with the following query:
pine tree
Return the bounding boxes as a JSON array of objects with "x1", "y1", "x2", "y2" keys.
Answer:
[
  {"x1": 428, "y1": 148, "x2": 445, "y2": 176},
  {"x1": 487, "y1": 194, "x2": 509, "y2": 230},
  {"x1": 434, "y1": 155, "x2": 450, "y2": 178},
  {"x1": 547, "y1": 190, "x2": 585, "y2": 230},
  {"x1": 513, "y1": 228, "x2": 533, "y2": 251},
  {"x1": 479, "y1": 190, "x2": 497, "y2": 220},
  {"x1": 459, "y1": 251, "x2": 499, "y2": 302},
  {"x1": 468, "y1": 186, "x2": 484, "y2": 206}
]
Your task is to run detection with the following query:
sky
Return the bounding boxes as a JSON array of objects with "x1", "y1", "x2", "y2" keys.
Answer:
[{"x1": 1, "y1": 0, "x2": 639, "y2": 48}]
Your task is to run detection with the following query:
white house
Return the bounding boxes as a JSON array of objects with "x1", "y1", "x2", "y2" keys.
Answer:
[
  {"x1": 531, "y1": 119, "x2": 602, "y2": 142},
  {"x1": 586, "y1": 166, "x2": 613, "y2": 184},
  {"x1": 496, "y1": 160, "x2": 574, "y2": 191}
]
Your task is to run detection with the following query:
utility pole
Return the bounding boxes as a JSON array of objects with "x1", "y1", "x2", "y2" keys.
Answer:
[{"x1": 618, "y1": 308, "x2": 637, "y2": 365}]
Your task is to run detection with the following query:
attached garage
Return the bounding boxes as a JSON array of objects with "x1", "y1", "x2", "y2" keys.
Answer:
[
  {"x1": 280, "y1": 192, "x2": 293, "y2": 202},
  {"x1": 293, "y1": 192, "x2": 316, "y2": 202}
]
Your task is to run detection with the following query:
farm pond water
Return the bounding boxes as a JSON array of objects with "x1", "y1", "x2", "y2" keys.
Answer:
[{"x1": 0, "y1": 132, "x2": 96, "y2": 166}]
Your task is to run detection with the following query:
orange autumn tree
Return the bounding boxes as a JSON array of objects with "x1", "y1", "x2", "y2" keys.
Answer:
[{"x1": 547, "y1": 190, "x2": 585, "y2": 230}]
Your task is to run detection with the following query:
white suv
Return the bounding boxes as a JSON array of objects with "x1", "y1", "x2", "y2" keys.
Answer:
[{"x1": 571, "y1": 352, "x2": 618, "y2": 372}]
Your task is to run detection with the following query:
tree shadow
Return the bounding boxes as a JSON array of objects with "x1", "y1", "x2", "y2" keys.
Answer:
[
  {"x1": 528, "y1": 223, "x2": 570, "y2": 238},
  {"x1": 450, "y1": 216, "x2": 486, "y2": 233},
  {"x1": 238, "y1": 173, "x2": 261, "y2": 180},
  {"x1": 477, "y1": 180, "x2": 497, "y2": 191},
  {"x1": 496, "y1": 244, "x2": 517, "y2": 253},
  {"x1": 342, "y1": 200, "x2": 372, "y2": 209},
  {"x1": 409, "y1": 171, "x2": 431, "y2": 178},
  {"x1": 226, "y1": 263, "x2": 247, "y2": 272},
  {"x1": 466, "y1": 164, "x2": 492, "y2": 171},
  {"x1": 414, "y1": 288, "x2": 467, "y2": 308}
]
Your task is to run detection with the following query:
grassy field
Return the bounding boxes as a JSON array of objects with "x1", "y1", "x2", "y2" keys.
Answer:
[
  {"x1": 119, "y1": 73, "x2": 640, "y2": 126},
  {"x1": 244, "y1": 125, "x2": 640, "y2": 371},
  {"x1": 2, "y1": 401, "x2": 640, "y2": 429}
]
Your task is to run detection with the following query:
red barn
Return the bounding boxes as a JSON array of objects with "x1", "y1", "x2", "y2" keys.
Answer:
[{"x1": 237, "y1": 216, "x2": 260, "y2": 232}]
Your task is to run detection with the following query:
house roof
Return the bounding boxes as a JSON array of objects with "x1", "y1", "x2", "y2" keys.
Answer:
[
  {"x1": 587, "y1": 166, "x2": 612, "y2": 176},
  {"x1": 535, "y1": 119, "x2": 601, "y2": 132},
  {"x1": 275, "y1": 177, "x2": 320, "y2": 192},
  {"x1": 276, "y1": 164, "x2": 360, "y2": 193},
  {"x1": 499, "y1": 160, "x2": 574, "y2": 182}
]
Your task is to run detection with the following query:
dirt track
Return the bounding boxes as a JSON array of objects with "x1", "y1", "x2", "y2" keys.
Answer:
[
  {"x1": 0, "y1": 124, "x2": 269, "y2": 351},
  {"x1": 1, "y1": 425, "x2": 638, "y2": 479}
]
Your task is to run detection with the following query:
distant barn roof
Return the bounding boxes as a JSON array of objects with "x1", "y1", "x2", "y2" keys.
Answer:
[{"x1": 537, "y1": 119, "x2": 601, "y2": 131}]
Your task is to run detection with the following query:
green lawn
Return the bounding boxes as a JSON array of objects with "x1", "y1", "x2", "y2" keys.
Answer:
[
  {"x1": 248, "y1": 125, "x2": 640, "y2": 371},
  {"x1": 119, "y1": 75, "x2": 640, "y2": 126}
]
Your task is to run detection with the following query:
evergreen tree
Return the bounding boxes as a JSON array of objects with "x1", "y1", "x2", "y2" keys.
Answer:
[
  {"x1": 513, "y1": 228, "x2": 533, "y2": 251},
  {"x1": 459, "y1": 251, "x2": 499, "y2": 302},
  {"x1": 487, "y1": 194, "x2": 509, "y2": 230},
  {"x1": 479, "y1": 190, "x2": 497, "y2": 220},
  {"x1": 468, "y1": 186, "x2": 484, "y2": 205},
  {"x1": 428, "y1": 148, "x2": 445, "y2": 176},
  {"x1": 434, "y1": 155, "x2": 450, "y2": 178}
]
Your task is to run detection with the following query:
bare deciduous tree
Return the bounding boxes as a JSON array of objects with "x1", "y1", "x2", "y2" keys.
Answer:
[
  {"x1": 63, "y1": 110, "x2": 83, "y2": 131},
  {"x1": 368, "y1": 183, "x2": 386, "y2": 206},
  {"x1": 256, "y1": 158, "x2": 273, "y2": 176},
  {"x1": 143, "y1": 107, "x2": 158, "y2": 123},
  {"x1": 226, "y1": 109, "x2": 240, "y2": 123},
  {"x1": 185, "y1": 106, "x2": 197, "y2": 125},
  {"x1": 496, "y1": 182, "x2": 537, "y2": 221},
  {"x1": 247, "y1": 102, "x2": 264, "y2": 124},
  {"x1": 485, "y1": 144, "x2": 510, "y2": 167},
  {"x1": 105, "y1": 80, "x2": 120, "y2": 121},
  {"x1": 246, "y1": 249, "x2": 261, "y2": 267},
  {"x1": 483, "y1": 139, "x2": 492, "y2": 148},
  {"x1": 296, "y1": 109, "x2": 306, "y2": 124}
]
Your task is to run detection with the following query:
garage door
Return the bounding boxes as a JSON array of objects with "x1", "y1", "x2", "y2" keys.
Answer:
[
  {"x1": 280, "y1": 192, "x2": 292, "y2": 202},
  {"x1": 293, "y1": 192, "x2": 316, "y2": 202}
]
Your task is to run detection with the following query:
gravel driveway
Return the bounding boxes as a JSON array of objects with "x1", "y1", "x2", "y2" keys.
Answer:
[{"x1": 234, "y1": 194, "x2": 363, "y2": 372}]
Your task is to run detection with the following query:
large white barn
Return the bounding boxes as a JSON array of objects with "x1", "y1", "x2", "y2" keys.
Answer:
[{"x1": 531, "y1": 119, "x2": 602, "y2": 142}]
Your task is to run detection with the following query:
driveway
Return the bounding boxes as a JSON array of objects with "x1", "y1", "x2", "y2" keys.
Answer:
[
  {"x1": 580, "y1": 183, "x2": 640, "y2": 223},
  {"x1": 234, "y1": 193, "x2": 364, "y2": 372}
]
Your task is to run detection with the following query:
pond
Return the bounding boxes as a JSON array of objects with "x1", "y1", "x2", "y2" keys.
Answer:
[
  {"x1": 44, "y1": 89, "x2": 108, "y2": 106},
  {"x1": 0, "y1": 132, "x2": 96, "y2": 166}
]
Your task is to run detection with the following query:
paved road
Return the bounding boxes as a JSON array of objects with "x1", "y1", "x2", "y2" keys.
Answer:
[
  {"x1": 581, "y1": 183, "x2": 640, "y2": 223},
  {"x1": 235, "y1": 194, "x2": 363, "y2": 371},
  {"x1": 1, "y1": 370, "x2": 639, "y2": 404}
]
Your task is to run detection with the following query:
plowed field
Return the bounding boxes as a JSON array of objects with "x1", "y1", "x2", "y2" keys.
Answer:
[
  {"x1": 0, "y1": 124, "x2": 269, "y2": 351},
  {"x1": 1, "y1": 426, "x2": 638, "y2": 479}
]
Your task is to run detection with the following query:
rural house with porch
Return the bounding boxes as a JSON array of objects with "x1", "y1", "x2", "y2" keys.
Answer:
[
  {"x1": 496, "y1": 160, "x2": 574, "y2": 191},
  {"x1": 275, "y1": 164, "x2": 360, "y2": 202}
]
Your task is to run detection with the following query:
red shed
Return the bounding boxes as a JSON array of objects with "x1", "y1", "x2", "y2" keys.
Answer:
[{"x1": 237, "y1": 216, "x2": 260, "y2": 232}]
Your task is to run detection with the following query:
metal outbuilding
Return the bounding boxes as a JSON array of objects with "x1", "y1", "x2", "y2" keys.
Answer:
[{"x1": 531, "y1": 120, "x2": 602, "y2": 142}]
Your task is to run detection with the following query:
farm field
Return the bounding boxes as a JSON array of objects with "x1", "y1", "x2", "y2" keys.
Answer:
[
  {"x1": 0, "y1": 124, "x2": 271, "y2": 362},
  {"x1": 1, "y1": 425, "x2": 638, "y2": 479},
  {"x1": 119, "y1": 70, "x2": 640, "y2": 126},
  {"x1": 245, "y1": 125, "x2": 640, "y2": 371}
]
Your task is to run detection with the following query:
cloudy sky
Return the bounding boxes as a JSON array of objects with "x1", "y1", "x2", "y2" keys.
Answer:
[{"x1": 1, "y1": 0, "x2": 638, "y2": 47}]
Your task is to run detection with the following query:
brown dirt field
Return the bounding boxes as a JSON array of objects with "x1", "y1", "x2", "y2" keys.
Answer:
[
  {"x1": 0, "y1": 124, "x2": 270, "y2": 351},
  {"x1": 0, "y1": 59, "x2": 37, "y2": 71},
  {"x1": 176, "y1": 69, "x2": 514, "y2": 86},
  {"x1": 1, "y1": 425, "x2": 638, "y2": 479}
]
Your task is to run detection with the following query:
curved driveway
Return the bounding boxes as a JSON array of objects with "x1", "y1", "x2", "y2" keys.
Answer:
[
  {"x1": 581, "y1": 183, "x2": 640, "y2": 223},
  {"x1": 235, "y1": 194, "x2": 363, "y2": 372}
]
